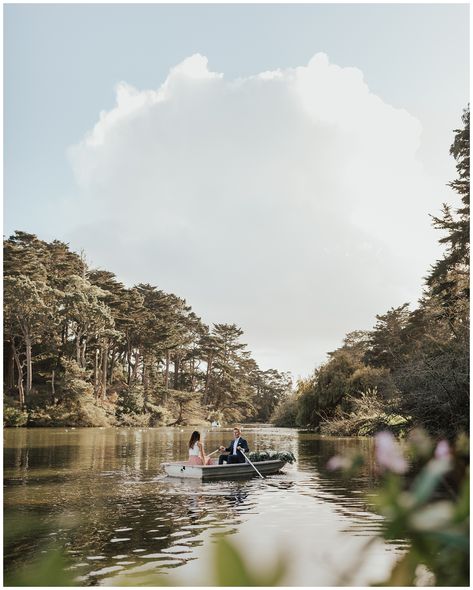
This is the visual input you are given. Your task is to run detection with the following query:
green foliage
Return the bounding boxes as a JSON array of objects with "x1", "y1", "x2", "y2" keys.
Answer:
[
  {"x1": 270, "y1": 394, "x2": 299, "y2": 427},
  {"x1": 27, "y1": 397, "x2": 111, "y2": 428},
  {"x1": 212, "y1": 537, "x2": 287, "y2": 586},
  {"x1": 428, "y1": 107, "x2": 469, "y2": 303},
  {"x1": 26, "y1": 360, "x2": 111, "y2": 427},
  {"x1": 58, "y1": 358, "x2": 94, "y2": 399},
  {"x1": 251, "y1": 368, "x2": 293, "y2": 422},
  {"x1": 320, "y1": 389, "x2": 410, "y2": 437},
  {"x1": 166, "y1": 389, "x2": 204, "y2": 425},
  {"x1": 3, "y1": 402, "x2": 28, "y2": 427},
  {"x1": 117, "y1": 383, "x2": 145, "y2": 416},
  {"x1": 74, "y1": 397, "x2": 112, "y2": 427},
  {"x1": 3, "y1": 235, "x2": 289, "y2": 427},
  {"x1": 203, "y1": 323, "x2": 257, "y2": 423},
  {"x1": 144, "y1": 401, "x2": 171, "y2": 426},
  {"x1": 363, "y1": 304, "x2": 412, "y2": 370},
  {"x1": 4, "y1": 549, "x2": 74, "y2": 587}
]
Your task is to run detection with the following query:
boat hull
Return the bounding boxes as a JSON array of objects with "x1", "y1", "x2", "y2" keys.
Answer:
[{"x1": 161, "y1": 459, "x2": 287, "y2": 480}]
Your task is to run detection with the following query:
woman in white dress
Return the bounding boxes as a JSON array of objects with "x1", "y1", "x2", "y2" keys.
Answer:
[{"x1": 188, "y1": 431, "x2": 211, "y2": 465}]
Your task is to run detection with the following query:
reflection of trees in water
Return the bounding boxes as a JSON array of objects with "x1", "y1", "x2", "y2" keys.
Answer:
[
  {"x1": 5, "y1": 466, "x2": 256, "y2": 584},
  {"x1": 296, "y1": 435, "x2": 408, "y2": 547},
  {"x1": 78, "y1": 480, "x2": 254, "y2": 583},
  {"x1": 5, "y1": 427, "x2": 407, "y2": 582},
  {"x1": 297, "y1": 435, "x2": 382, "y2": 516}
]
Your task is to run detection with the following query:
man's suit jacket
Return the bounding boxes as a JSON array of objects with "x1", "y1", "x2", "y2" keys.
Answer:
[{"x1": 225, "y1": 437, "x2": 250, "y2": 461}]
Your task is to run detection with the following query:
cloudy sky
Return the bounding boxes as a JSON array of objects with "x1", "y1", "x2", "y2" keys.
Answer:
[{"x1": 4, "y1": 3, "x2": 469, "y2": 378}]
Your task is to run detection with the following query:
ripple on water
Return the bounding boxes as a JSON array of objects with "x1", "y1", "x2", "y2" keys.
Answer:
[
  {"x1": 161, "y1": 545, "x2": 192, "y2": 554},
  {"x1": 117, "y1": 559, "x2": 185, "y2": 575},
  {"x1": 4, "y1": 428, "x2": 409, "y2": 586},
  {"x1": 89, "y1": 565, "x2": 124, "y2": 576},
  {"x1": 142, "y1": 552, "x2": 178, "y2": 559},
  {"x1": 115, "y1": 561, "x2": 136, "y2": 565}
]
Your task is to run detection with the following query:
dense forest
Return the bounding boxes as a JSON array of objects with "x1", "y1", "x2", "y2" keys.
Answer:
[
  {"x1": 273, "y1": 108, "x2": 470, "y2": 438},
  {"x1": 3, "y1": 238, "x2": 291, "y2": 427}
]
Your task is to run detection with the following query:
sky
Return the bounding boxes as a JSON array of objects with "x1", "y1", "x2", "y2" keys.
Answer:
[{"x1": 3, "y1": 3, "x2": 470, "y2": 378}]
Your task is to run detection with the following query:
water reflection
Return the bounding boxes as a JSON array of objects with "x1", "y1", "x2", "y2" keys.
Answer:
[{"x1": 4, "y1": 427, "x2": 406, "y2": 585}]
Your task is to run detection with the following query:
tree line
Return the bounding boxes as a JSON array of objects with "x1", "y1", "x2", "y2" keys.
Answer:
[
  {"x1": 3, "y1": 235, "x2": 291, "y2": 427},
  {"x1": 4, "y1": 108, "x2": 469, "y2": 435},
  {"x1": 273, "y1": 107, "x2": 469, "y2": 438}
]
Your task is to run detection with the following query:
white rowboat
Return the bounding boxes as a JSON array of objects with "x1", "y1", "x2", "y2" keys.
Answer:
[{"x1": 161, "y1": 459, "x2": 287, "y2": 480}]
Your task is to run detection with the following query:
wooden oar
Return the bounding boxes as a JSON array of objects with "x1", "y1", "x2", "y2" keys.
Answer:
[
  {"x1": 207, "y1": 449, "x2": 220, "y2": 457},
  {"x1": 241, "y1": 449, "x2": 264, "y2": 479}
]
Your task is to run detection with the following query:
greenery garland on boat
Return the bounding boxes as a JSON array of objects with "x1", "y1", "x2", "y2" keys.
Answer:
[{"x1": 247, "y1": 450, "x2": 296, "y2": 464}]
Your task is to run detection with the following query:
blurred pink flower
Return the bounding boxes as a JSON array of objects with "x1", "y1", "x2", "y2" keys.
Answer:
[
  {"x1": 375, "y1": 431, "x2": 408, "y2": 474},
  {"x1": 434, "y1": 440, "x2": 451, "y2": 460},
  {"x1": 326, "y1": 455, "x2": 350, "y2": 471}
]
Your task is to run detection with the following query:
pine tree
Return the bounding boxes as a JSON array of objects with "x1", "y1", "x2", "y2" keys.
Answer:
[{"x1": 428, "y1": 107, "x2": 470, "y2": 306}]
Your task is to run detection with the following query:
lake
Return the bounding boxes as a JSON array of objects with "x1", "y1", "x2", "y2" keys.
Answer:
[{"x1": 3, "y1": 426, "x2": 408, "y2": 586}]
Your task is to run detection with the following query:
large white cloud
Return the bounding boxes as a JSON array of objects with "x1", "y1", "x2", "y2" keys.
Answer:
[{"x1": 68, "y1": 53, "x2": 440, "y2": 377}]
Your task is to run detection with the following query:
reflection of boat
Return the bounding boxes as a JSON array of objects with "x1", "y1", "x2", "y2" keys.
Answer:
[{"x1": 161, "y1": 459, "x2": 287, "y2": 480}]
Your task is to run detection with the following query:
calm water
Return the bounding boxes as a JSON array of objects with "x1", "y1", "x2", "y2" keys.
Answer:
[{"x1": 4, "y1": 426, "x2": 408, "y2": 586}]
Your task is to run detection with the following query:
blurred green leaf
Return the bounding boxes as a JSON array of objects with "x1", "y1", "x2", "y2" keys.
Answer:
[
  {"x1": 453, "y1": 468, "x2": 469, "y2": 522},
  {"x1": 214, "y1": 537, "x2": 257, "y2": 586},
  {"x1": 375, "y1": 550, "x2": 416, "y2": 586},
  {"x1": 4, "y1": 548, "x2": 74, "y2": 587},
  {"x1": 428, "y1": 530, "x2": 469, "y2": 551},
  {"x1": 214, "y1": 537, "x2": 286, "y2": 586},
  {"x1": 411, "y1": 458, "x2": 451, "y2": 505},
  {"x1": 409, "y1": 501, "x2": 454, "y2": 532}
]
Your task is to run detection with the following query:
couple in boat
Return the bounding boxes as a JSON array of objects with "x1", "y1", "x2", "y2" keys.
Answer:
[{"x1": 188, "y1": 426, "x2": 250, "y2": 466}]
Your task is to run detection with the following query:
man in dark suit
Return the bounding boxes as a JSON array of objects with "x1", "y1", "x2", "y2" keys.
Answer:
[{"x1": 218, "y1": 426, "x2": 250, "y2": 464}]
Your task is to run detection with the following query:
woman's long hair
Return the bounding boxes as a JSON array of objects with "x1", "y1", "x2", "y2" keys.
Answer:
[{"x1": 189, "y1": 431, "x2": 200, "y2": 448}]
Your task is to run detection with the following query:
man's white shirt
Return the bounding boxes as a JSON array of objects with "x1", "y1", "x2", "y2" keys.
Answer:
[{"x1": 232, "y1": 437, "x2": 240, "y2": 455}]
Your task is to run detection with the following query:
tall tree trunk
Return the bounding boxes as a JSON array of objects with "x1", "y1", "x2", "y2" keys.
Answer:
[
  {"x1": 126, "y1": 335, "x2": 132, "y2": 385},
  {"x1": 7, "y1": 342, "x2": 15, "y2": 390},
  {"x1": 203, "y1": 353, "x2": 213, "y2": 406},
  {"x1": 164, "y1": 350, "x2": 170, "y2": 389},
  {"x1": 25, "y1": 334, "x2": 32, "y2": 398},
  {"x1": 18, "y1": 370, "x2": 25, "y2": 409},
  {"x1": 76, "y1": 332, "x2": 81, "y2": 367},
  {"x1": 190, "y1": 354, "x2": 196, "y2": 392},
  {"x1": 109, "y1": 349, "x2": 113, "y2": 385},
  {"x1": 173, "y1": 355, "x2": 180, "y2": 390},
  {"x1": 101, "y1": 340, "x2": 108, "y2": 400},
  {"x1": 94, "y1": 348, "x2": 100, "y2": 399},
  {"x1": 80, "y1": 338, "x2": 87, "y2": 369},
  {"x1": 12, "y1": 339, "x2": 25, "y2": 409},
  {"x1": 131, "y1": 350, "x2": 139, "y2": 383},
  {"x1": 51, "y1": 369, "x2": 56, "y2": 404},
  {"x1": 142, "y1": 356, "x2": 148, "y2": 412}
]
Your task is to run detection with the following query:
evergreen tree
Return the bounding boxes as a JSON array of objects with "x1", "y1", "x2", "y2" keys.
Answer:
[{"x1": 428, "y1": 107, "x2": 469, "y2": 306}]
